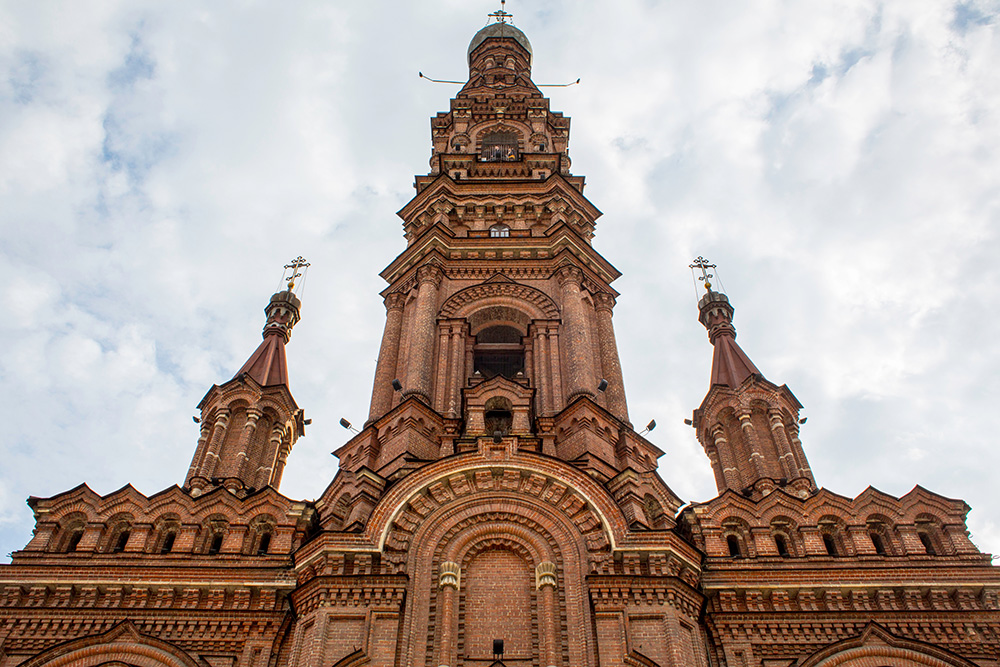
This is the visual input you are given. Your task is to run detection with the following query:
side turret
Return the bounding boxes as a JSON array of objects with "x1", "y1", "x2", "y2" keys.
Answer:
[
  {"x1": 185, "y1": 260, "x2": 309, "y2": 497},
  {"x1": 690, "y1": 259, "x2": 814, "y2": 500}
]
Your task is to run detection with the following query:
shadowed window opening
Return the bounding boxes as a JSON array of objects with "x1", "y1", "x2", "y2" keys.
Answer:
[
  {"x1": 66, "y1": 530, "x2": 84, "y2": 552},
  {"x1": 208, "y1": 533, "x2": 224, "y2": 555},
  {"x1": 113, "y1": 530, "x2": 131, "y2": 553},
  {"x1": 822, "y1": 533, "x2": 838, "y2": 556},
  {"x1": 869, "y1": 531, "x2": 886, "y2": 555},
  {"x1": 257, "y1": 532, "x2": 271, "y2": 555},
  {"x1": 774, "y1": 534, "x2": 790, "y2": 557},
  {"x1": 474, "y1": 326, "x2": 524, "y2": 379},
  {"x1": 160, "y1": 532, "x2": 176, "y2": 554},
  {"x1": 480, "y1": 131, "x2": 519, "y2": 162},
  {"x1": 726, "y1": 535, "x2": 742, "y2": 558},
  {"x1": 918, "y1": 531, "x2": 936, "y2": 555},
  {"x1": 484, "y1": 396, "x2": 513, "y2": 437}
]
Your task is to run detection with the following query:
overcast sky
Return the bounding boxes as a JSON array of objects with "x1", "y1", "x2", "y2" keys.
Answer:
[{"x1": 0, "y1": 1, "x2": 998, "y2": 562}]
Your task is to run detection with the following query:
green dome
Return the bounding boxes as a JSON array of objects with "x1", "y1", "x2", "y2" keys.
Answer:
[{"x1": 467, "y1": 22, "x2": 532, "y2": 65}]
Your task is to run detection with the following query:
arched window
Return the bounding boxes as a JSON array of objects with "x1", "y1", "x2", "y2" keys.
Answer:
[
  {"x1": 774, "y1": 534, "x2": 790, "y2": 557},
  {"x1": 480, "y1": 131, "x2": 519, "y2": 162},
  {"x1": 473, "y1": 325, "x2": 525, "y2": 379},
  {"x1": 489, "y1": 224, "x2": 510, "y2": 238},
  {"x1": 112, "y1": 530, "x2": 131, "y2": 553},
  {"x1": 727, "y1": 535, "x2": 742, "y2": 558},
  {"x1": 918, "y1": 531, "x2": 937, "y2": 555},
  {"x1": 66, "y1": 530, "x2": 84, "y2": 552},
  {"x1": 256, "y1": 531, "x2": 272, "y2": 555},
  {"x1": 160, "y1": 532, "x2": 176, "y2": 554},
  {"x1": 869, "y1": 530, "x2": 886, "y2": 555}
]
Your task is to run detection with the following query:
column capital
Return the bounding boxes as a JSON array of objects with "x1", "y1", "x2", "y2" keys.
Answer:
[
  {"x1": 384, "y1": 292, "x2": 407, "y2": 311},
  {"x1": 417, "y1": 263, "x2": 444, "y2": 287},
  {"x1": 439, "y1": 561, "x2": 461, "y2": 589},
  {"x1": 593, "y1": 292, "x2": 617, "y2": 312},
  {"x1": 555, "y1": 264, "x2": 583, "y2": 286},
  {"x1": 535, "y1": 561, "x2": 557, "y2": 589}
]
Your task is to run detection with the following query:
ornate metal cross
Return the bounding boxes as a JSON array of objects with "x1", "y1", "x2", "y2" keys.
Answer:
[
  {"x1": 489, "y1": 0, "x2": 512, "y2": 23},
  {"x1": 689, "y1": 256, "x2": 716, "y2": 291},
  {"x1": 284, "y1": 256, "x2": 311, "y2": 290}
]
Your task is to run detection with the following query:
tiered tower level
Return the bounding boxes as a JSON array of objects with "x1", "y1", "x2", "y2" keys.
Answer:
[{"x1": 2, "y1": 16, "x2": 999, "y2": 667}]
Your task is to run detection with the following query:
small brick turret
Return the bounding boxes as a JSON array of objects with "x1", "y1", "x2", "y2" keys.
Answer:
[
  {"x1": 184, "y1": 285, "x2": 306, "y2": 497},
  {"x1": 692, "y1": 286, "x2": 815, "y2": 499}
]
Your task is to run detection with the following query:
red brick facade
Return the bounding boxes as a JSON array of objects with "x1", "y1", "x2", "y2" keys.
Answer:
[{"x1": 1, "y1": 17, "x2": 998, "y2": 667}]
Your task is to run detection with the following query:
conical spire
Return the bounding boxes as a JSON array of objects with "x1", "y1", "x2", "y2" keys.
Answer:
[
  {"x1": 698, "y1": 290, "x2": 761, "y2": 388},
  {"x1": 235, "y1": 289, "x2": 301, "y2": 387}
]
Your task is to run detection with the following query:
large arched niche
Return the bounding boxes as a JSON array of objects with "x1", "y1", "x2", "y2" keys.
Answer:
[
  {"x1": 366, "y1": 453, "x2": 629, "y2": 554},
  {"x1": 395, "y1": 490, "x2": 596, "y2": 667},
  {"x1": 19, "y1": 621, "x2": 202, "y2": 667},
  {"x1": 799, "y1": 623, "x2": 978, "y2": 667}
]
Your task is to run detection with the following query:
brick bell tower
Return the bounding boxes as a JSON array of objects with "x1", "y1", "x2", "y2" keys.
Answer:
[{"x1": 309, "y1": 9, "x2": 706, "y2": 667}]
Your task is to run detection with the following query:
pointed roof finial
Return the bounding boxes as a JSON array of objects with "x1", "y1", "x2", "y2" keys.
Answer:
[{"x1": 488, "y1": 0, "x2": 513, "y2": 24}]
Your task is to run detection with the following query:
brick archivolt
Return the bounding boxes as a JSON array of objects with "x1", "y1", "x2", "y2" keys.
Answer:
[
  {"x1": 439, "y1": 279, "x2": 560, "y2": 320},
  {"x1": 362, "y1": 452, "x2": 626, "y2": 556}
]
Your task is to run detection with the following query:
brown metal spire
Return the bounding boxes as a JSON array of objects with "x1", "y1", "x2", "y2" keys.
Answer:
[
  {"x1": 235, "y1": 259, "x2": 306, "y2": 387},
  {"x1": 691, "y1": 257, "x2": 761, "y2": 388}
]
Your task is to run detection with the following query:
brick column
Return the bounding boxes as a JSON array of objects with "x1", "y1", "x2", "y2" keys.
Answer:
[
  {"x1": 547, "y1": 326, "x2": 564, "y2": 409},
  {"x1": 738, "y1": 411, "x2": 767, "y2": 480},
  {"x1": 536, "y1": 561, "x2": 559, "y2": 667},
  {"x1": 186, "y1": 421, "x2": 212, "y2": 484},
  {"x1": 531, "y1": 323, "x2": 553, "y2": 415},
  {"x1": 256, "y1": 423, "x2": 286, "y2": 489},
  {"x1": 593, "y1": 293, "x2": 629, "y2": 423},
  {"x1": 404, "y1": 265, "x2": 443, "y2": 404},
  {"x1": 768, "y1": 410, "x2": 797, "y2": 480},
  {"x1": 787, "y1": 424, "x2": 814, "y2": 483},
  {"x1": 368, "y1": 292, "x2": 406, "y2": 422},
  {"x1": 711, "y1": 425, "x2": 744, "y2": 491},
  {"x1": 446, "y1": 322, "x2": 466, "y2": 418},
  {"x1": 234, "y1": 408, "x2": 262, "y2": 481},
  {"x1": 437, "y1": 561, "x2": 461, "y2": 667},
  {"x1": 434, "y1": 324, "x2": 451, "y2": 412},
  {"x1": 198, "y1": 408, "x2": 231, "y2": 481},
  {"x1": 556, "y1": 266, "x2": 595, "y2": 401}
]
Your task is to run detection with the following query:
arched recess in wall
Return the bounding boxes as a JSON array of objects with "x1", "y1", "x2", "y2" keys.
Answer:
[
  {"x1": 798, "y1": 622, "x2": 978, "y2": 667},
  {"x1": 19, "y1": 621, "x2": 201, "y2": 667}
]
